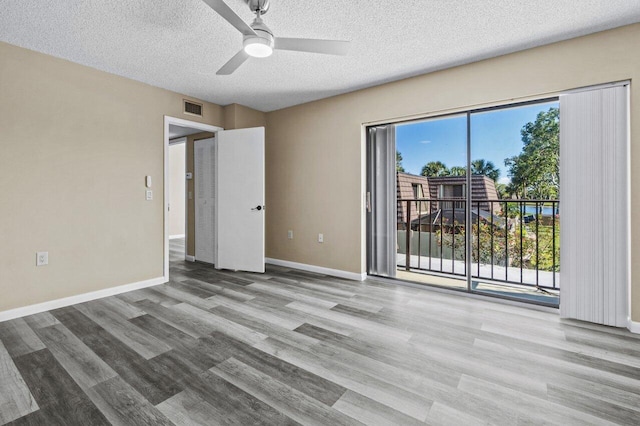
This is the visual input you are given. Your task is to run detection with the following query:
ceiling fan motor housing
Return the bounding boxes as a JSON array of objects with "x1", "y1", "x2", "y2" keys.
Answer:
[{"x1": 247, "y1": 0, "x2": 270, "y2": 14}]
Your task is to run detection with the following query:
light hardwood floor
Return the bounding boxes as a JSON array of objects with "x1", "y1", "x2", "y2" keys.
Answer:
[{"x1": 1, "y1": 239, "x2": 639, "y2": 425}]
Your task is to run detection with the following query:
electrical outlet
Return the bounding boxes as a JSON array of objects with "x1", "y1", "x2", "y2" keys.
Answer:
[
  {"x1": 287, "y1": 230, "x2": 293, "y2": 239},
  {"x1": 318, "y1": 233, "x2": 324, "y2": 243},
  {"x1": 36, "y1": 252, "x2": 48, "y2": 266},
  {"x1": 146, "y1": 190, "x2": 153, "y2": 201}
]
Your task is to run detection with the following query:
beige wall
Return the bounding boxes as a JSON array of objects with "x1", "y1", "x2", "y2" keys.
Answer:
[
  {"x1": 0, "y1": 41, "x2": 224, "y2": 312},
  {"x1": 168, "y1": 142, "x2": 186, "y2": 237},
  {"x1": 224, "y1": 103, "x2": 267, "y2": 130},
  {"x1": 265, "y1": 23, "x2": 640, "y2": 321}
]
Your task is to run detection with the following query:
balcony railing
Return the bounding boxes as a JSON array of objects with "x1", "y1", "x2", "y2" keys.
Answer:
[{"x1": 397, "y1": 198, "x2": 560, "y2": 290}]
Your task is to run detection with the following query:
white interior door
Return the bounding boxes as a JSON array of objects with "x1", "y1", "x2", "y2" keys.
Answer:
[
  {"x1": 216, "y1": 127, "x2": 265, "y2": 273},
  {"x1": 194, "y1": 137, "x2": 216, "y2": 264}
]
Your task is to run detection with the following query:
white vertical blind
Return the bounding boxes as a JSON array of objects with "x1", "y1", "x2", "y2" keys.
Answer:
[
  {"x1": 367, "y1": 126, "x2": 397, "y2": 277},
  {"x1": 560, "y1": 84, "x2": 629, "y2": 327}
]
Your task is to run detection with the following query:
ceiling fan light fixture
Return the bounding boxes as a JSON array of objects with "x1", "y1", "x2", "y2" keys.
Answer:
[{"x1": 243, "y1": 36, "x2": 273, "y2": 58}]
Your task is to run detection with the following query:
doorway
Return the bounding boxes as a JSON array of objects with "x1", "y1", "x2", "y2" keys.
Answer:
[
  {"x1": 163, "y1": 116, "x2": 267, "y2": 280},
  {"x1": 163, "y1": 116, "x2": 222, "y2": 279}
]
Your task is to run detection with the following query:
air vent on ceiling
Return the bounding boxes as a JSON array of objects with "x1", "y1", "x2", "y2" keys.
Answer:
[{"x1": 184, "y1": 100, "x2": 203, "y2": 117}]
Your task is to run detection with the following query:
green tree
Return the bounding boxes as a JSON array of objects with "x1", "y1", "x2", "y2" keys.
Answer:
[
  {"x1": 505, "y1": 108, "x2": 559, "y2": 199},
  {"x1": 421, "y1": 161, "x2": 450, "y2": 177},
  {"x1": 396, "y1": 151, "x2": 405, "y2": 173},
  {"x1": 471, "y1": 159, "x2": 500, "y2": 182},
  {"x1": 449, "y1": 166, "x2": 466, "y2": 176},
  {"x1": 495, "y1": 182, "x2": 508, "y2": 199}
]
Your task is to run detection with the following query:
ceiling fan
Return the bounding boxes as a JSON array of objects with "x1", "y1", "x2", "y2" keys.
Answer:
[{"x1": 202, "y1": 0, "x2": 350, "y2": 75}]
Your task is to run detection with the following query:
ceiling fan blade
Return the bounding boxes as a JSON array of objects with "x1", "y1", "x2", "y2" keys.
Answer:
[
  {"x1": 202, "y1": 0, "x2": 257, "y2": 36},
  {"x1": 274, "y1": 38, "x2": 350, "y2": 55},
  {"x1": 216, "y1": 50, "x2": 250, "y2": 75}
]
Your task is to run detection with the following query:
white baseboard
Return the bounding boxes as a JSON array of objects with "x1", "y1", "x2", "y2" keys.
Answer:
[
  {"x1": 0, "y1": 276, "x2": 167, "y2": 323},
  {"x1": 170, "y1": 234, "x2": 185, "y2": 240},
  {"x1": 628, "y1": 319, "x2": 640, "y2": 334},
  {"x1": 185, "y1": 255, "x2": 196, "y2": 262},
  {"x1": 265, "y1": 258, "x2": 366, "y2": 281}
]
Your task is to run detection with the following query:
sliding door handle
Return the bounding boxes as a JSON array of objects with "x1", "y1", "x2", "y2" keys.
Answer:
[{"x1": 251, "y1": 205, "x2": 264, "y2": 211}]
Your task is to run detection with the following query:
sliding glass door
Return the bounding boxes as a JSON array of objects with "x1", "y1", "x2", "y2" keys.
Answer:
[
  {"x1": 368, "y1": 98, "x2": 561, "y2": 306},
  {"x1": 394, "y1": 114, "x2": 468, "y2": 290},
  {"x1": 469, "y1": 102, "x2": 560, "y2": 305}
]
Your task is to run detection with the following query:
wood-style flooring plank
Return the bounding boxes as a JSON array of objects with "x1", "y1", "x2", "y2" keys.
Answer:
[
  {"x1": 151, "y1": 282, "x2": 220, "y2": 311},
  {"x1": 472, "y1": 336, "x2": 640, "y2": 403},
  {"x1": 287, "y1": 301, "x2": 413, "y2": 341},
  {"x1": 97, "y1": 296, "x2": 147, "y2": 320},
  {"x1": 31, "y1": 322, "x2": 116, "y2": 391},
  {"x1": 53, "y1": 307, "x2": 188, "y2": 405},
  {"x1": 74, "y1": 300, "x2": 172, "y2": 360},
  {"x1": 85, "y1": 376, "x2": 174, "y2": 426},
  {"x1": 10, "y1": 349, "x2": 109, "y2": 426},
  {"x1": 12, "y1": 348, "x2": 84, "y2": 408},
  {"x1": 294, "y1": 323, "x2": 462, "y2": 389},
  {"x1": 547, "y1": 383, "x2": 640, "y2": 425},
  {"x1": 208, "y1": 330, "x2": 347, "y2": 406},
  {"x1": 7, "y1": 394, "x2": 110, "y2": 426},
  {"x1": 209, "y1": 305, "x2": 320, "y2": 351},
  {"x1": 128, "y1": 314, "x2": 217, "y2": 372},
  {"x1": 457, "y1": 374, "x2": 619, "y2": 426},
  {"x1": 254, "y1": 337, "x2": 432, "y2": 421},
  {"x1": 133, "y1": 299, "x2": 212, "y2": 339},
  {"x1": 168, "y1": 302, "x2": 267, "y2": 345},
  {"x1": 0, "y1": 318, "x2": 45, "y2": 359},
  {"x1": 0, "y1": 340, "x2": 39, "y2": 424},
  {"x1": 156, "y1": 389, "x2": 231, "y2": 426},
  {"x1": 208, "y1": 294, "x2": 306, "y2": 330},
  {"x1": 426, "y1": 401, "x2": 488, "y2": 426},
  {"x1": 332, "y1": 390, "x2": 425, "y2": 426},
  {"x1": 22, "y1": 312, "x2": 60, "y2": 330},
  {"x1": 160, "y1": 371, "x2": 300, "y2": 425},
  {"x1": 211, "y1": 357, "x2": 360, "y2": 426},
  {"x1": 247, "y1": 282, "x2": 338, "y2": 309}
]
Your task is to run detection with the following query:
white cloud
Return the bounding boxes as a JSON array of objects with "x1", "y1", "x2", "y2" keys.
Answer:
[
  {"x1": 498, "y1": 177, "x2": 511, "y2": 185},
  {"x1": 419, "y1": 140, "x2": 431, "y2": 144}
]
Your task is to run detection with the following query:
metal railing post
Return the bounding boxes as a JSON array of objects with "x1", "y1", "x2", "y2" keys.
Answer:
[{"x1": 405, "y1": 200, "x2": 411, "y2": 271}]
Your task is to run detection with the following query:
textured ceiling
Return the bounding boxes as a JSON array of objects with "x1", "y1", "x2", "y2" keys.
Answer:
[{"x1": 1, "y1": 1, "x2": 639, "y2": 112}]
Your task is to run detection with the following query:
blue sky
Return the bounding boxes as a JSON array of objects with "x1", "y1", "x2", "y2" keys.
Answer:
[{"x1": 395, "y1": 101, "x2": 558, "y2": 184}]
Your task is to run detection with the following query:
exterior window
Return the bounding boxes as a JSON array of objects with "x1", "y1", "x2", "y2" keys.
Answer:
[
  {"x1": 439, "y1": 184, "x2": 465, "y2": 209},
  {"x1": 412, "y1": 183, "x2": 427, "y2": 214},
  {"x1": 412, "y1": 183, "x2": 423, "y2": 199}
]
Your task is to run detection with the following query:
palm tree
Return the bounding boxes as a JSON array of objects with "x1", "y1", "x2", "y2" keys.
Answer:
[
  {"x1": 471, "y1": 159, "x2": 500, "y2": 182},
  {"x1": 449, "y1": 166, "x2": 466, "y2": 176},
  {"x1": 421, "y1": 161, "x2": 450, "y2": 177}
]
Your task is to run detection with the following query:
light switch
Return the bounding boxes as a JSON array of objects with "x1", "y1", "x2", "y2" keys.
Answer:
[{"x1": 145, "y1": 175, "x2": 152, "y2": 188}]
